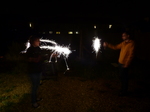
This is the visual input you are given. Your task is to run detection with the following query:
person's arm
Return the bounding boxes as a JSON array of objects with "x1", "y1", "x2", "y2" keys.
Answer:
[
  {"x1": 123, "y1": 42, "x2": 135, "y2": 68},
  {"x1": 29, "y1": 56, "x2": 41, "y2": 63},
  {"x1": 107, "y1": 42, "x2": 123, "y2": 50}
]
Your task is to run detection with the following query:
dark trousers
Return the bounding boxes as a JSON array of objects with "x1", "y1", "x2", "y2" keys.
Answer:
[
  {"x1": 119, "y1": 64, "x2": 129, "y2": 93},
  {"x1": 29, "y1": 72, "x2": 42, "y2": 104}
]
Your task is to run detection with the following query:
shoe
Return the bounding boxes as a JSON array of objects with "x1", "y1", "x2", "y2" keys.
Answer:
[
  {"x1": 32, "y1": 103, "x2": 40, "y2": 108},
  {"x1": 37, "y1": 98, "x2": 43, "y2": 102}
]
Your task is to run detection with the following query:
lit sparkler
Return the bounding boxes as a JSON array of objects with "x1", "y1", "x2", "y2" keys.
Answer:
[
  {"x1": 21, "y1": 38, "x2": 72, "y2": 73},
  {"x1": 40, "y1": 39, "x2": 57, "y2": 45},
  {"x1": 40, "y1": 45, "x2": 72, "y2": 62},
  {"x1": 40, "y1": 44, "x2": 71, "y2": 73},
  {"x1": 92, "y1": 37, "x2": 101, "y2": 57},
  {"x1": 20, "y1": 40, "x2": 30, "y2": 53}
]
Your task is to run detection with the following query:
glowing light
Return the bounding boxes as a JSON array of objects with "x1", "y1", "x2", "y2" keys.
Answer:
[
  {"x1": 56, "y1": 32, "x2": 60, "y2": 34},
  {"x1": 40, "y1": 45, "x2": 71, "y2": 59},
  {"x1": 40, "y1": 39, "x2": 57, "y2": 45},
  {"x1": 20, "y1": 40, "x2": 30, "y2": 53},
  {"x1": 21, "y1": 39, "x2": 57, "y2": 53},
  {"x1": 21, "y1": 38, "x2": 72, "y2": 73},
  {"x1": 29, "y1": 23, "x2": 32, "y2": 27},
  {"x1": 40, "y1": 44, "x2": 71, "y2": 72},
  {"x1": 49, "y1": 31, "x2": 53, "y2": 34},
  {"x1": 94, "y1": 25, "x2": 96, "y2": 29},
  {"x1": 92, "y1": 37, "x2": 101, "y2": 57},
  {"x1": 68, "y1": 31, "x2": 73, "y2": 34},
  {"x1": 54, "y1": 45, "x2": 71, "y2": 58},
  {"x1": 40, "y1": 46, "x2": 55, "y2": 50},
  {"x1": 109, "y1": 25, "x2": 112, "y2": 29},
  {"x1": 75, "y1": 31, "x2": 79, "y2": 34}
]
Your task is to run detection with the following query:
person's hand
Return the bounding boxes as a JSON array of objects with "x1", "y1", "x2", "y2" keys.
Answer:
[
  {"x1": 29, "y1": 57, "x2": 40, "y2": 63},
  {"x1": 103, "y1": 42, "x2": 108, "y2": 47},
  {"x1": 122, "y1": 65, "x2": 128, "y2": 68}
]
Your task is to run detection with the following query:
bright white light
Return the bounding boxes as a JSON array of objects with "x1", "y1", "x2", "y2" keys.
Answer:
[
  {"x1": 75, "y1": 31, "x2": 79, "y2": 34},
  {"x1": 21, "y1": 40, "x2": 30, "y2": 53},
  {"x1": 55, "y1": 45, "x2": 71, "y2": 58},
  {"x1": 40, "y1": 39, "x2": 57, "y2": 45},
  {"x1": 49, "y1": 31, "x2": 53, "y2": 34},
  {"x1": 40, "y1": 46, "x2": 55, "y2": 50},
  {"x1": 68, "y1": 31, "x2": 73, "y2": 34},
  {"x1": 109, "y1": 25, "x2": 112, "y2": 29},
  {"x1": 29, "y1": 23, "x2": 32, "y2": 27},
  {"x1": 40, "y1": 45, "x2": 71, "y2": 58},
  {"x1": 92, "y1": 37, "x2": 101, "y2": 57},
  {"x1": 94, "y1": 25, "x2": 96, "y2": 29},
  {"x1": 21, "y1": 38, "x2": 72, "y2": 72}
]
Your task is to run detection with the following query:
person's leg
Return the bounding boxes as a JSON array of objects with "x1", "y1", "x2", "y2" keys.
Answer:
[
  {"x1": 119, "y1": 64, "x2": 129, "y2": 95},
  {"x1": 30, "y1": 73, "x2": 37, "y2": 104},
  {"x1": 120, "y1": 68, "x2": 129, "y2": 93},
  {"x1": 30, "y1": 73, "x2": 41, "y2": 106}
]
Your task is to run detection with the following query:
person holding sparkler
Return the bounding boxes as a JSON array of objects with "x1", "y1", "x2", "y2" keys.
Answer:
[
  {"x1": 103, "y1": 31, "x2": 135, "y2": 96},
  {"x1": 26, "y1": 35, "x2": 43, "y2": 108}
]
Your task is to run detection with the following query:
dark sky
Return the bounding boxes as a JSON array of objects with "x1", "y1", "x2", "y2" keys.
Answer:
[
  {"x1": 1, "y1": 1, "x2": 150, "y2": 24},
  {"x1": 0, "y1": 1, "x2": 149, "y2": 54}
]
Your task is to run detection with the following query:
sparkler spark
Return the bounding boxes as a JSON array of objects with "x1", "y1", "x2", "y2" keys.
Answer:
[
  {"x1": 92, "y1": 37, "x2": 101, "y2": 57},
  {"x1": 40, "y1": 39, "x2": 57, "y2": 45},
  {"x1": 21, "y1": 39, "x2": 56, "y2": 53},
  {"x1": 21, "y1": 38, "x2": 72, "y2": 73},
  {"x1": 40, "y1": 45, "x2": 72, "y2": 62},
  {"x1": 20, "y1": 40, "x2": 30, "y2": 53},
  {"x1": 40, "y1": 44, "x2": 71, "y2": 72}
]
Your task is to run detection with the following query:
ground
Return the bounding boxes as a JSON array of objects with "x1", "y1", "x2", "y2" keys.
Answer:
[{"x1": 0, "y1": 60, "x2": 150, "y2": 112}]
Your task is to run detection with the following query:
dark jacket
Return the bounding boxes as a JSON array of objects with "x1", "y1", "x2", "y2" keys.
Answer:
[{"x1": 26, "y1": 46, "x2": 42, "y2": 73}]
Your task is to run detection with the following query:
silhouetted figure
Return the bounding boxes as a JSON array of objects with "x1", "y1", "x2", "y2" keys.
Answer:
[{"x1": 26, "y1": 35, "x2": 43, "y2": 108}]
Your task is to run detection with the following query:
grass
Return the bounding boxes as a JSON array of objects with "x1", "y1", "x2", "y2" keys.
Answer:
[
  {"x1": 0, "y1": 93, "x2": 30, "y2": 112},
  {"x1": 0, "y1": 96, "x2": 11, "y2": 101},
  {"x1": 0, "y1": 60, "x2": 30, "y2": 111},
  {"x1": 5, "y1": 86, "x2": 16, "y2": 93},
  {"x1": 0, "y1": 56, "x2": 150, "y2": 111},
  {"x1": 12, "y1": 94, "x2": 20, "y2": 99},
  {"x1": 87, "y1": 108, "x2": 95, "y2": 112}
]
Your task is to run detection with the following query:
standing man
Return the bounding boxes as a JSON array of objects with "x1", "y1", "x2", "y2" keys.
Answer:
[
  {"x1": 103, "y1": 31, "x2": 135, "y2": 96},
  {"x1": 26, "y1": 35, "x2": 43, "y2": 108}
]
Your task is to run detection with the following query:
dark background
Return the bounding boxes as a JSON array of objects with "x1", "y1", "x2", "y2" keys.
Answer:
[{"x1": 0, "y1": 1, "x2": 150, "y2": 60}]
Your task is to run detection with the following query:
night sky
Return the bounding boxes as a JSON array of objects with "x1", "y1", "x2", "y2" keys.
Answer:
[
  {"x1": 1, "y1": 1, "x2": 149, "y2": 24},
  {"x1": 0, "y1": 1, "x2": 149, "y2": 54},
  {"x1": 0, "y1": 1, "x2": 149, "y2": 47}
]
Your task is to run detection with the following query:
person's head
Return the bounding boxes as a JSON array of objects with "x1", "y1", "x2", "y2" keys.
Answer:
[
  {"x1": 122, "y1": 31, "x2": 131, "y2": 40},
  {"x1": 29, "y1": 35, "x2": 40, "y2": 47}
]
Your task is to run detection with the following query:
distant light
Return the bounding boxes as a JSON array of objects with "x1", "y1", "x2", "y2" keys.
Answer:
[
  {"x1": 109, "y1": 25, "x2": 112, "y2": 29},
  {"x1": 94, "y1": 25, "x2": 96, "y2": 29},
  {"x1": 56, "y1": 32, "x2": 60, "y2": 34},
  {"x1": 43, "y1": 32, "x2": 46, "y2": 34},
  {"x1": 75, "y1": 31, "x2": 79, "y2": 34},
  {"x1": 49, "y1": 31, "x2": 53, "y2": 34},
  {"x1": 29, "y1": 23, "x2": 32, "y2": 27},
  {"x1": 68, "y1": 31, "x2": 73, "y2": 34}
]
